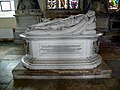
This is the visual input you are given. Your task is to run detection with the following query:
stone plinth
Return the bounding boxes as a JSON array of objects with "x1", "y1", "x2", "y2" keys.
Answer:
[{"x1": 12, "y1": 61, "x2": 111, "y2": 79}]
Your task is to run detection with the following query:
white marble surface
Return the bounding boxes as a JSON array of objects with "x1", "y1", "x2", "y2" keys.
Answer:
[
  {"x1": 25, "y1": 10, "x2": 97, "y2": 35},
  {"x1": 20, "y1": 10, "x2": 103, "y2": 70}
]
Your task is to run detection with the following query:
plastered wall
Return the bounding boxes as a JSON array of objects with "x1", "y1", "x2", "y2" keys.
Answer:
[{"x1": 0, "y1": 18, "x2": 16, "y2": 29}]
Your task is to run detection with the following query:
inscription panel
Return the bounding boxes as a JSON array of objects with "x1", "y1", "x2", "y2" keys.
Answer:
[
  {"x1": 39, "y1": 45, "x2": 82, "y2": 55},
  {"x1": 35, "y1": 40, "x2": 85, "y2": 59}
]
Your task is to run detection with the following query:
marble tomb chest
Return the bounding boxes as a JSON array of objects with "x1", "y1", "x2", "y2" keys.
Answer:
[{"x1": 20, "y1": 10, "x2": 103, "y2": 70}]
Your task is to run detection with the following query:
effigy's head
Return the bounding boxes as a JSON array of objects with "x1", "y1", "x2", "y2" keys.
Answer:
[{"x1": 85, "y1": 10, "x2": 96, "y2": 17}]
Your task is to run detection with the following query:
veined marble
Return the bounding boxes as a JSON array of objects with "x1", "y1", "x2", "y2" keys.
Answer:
[{"x1": 20, "y1": 10, "x2": 103, "y2": 70}]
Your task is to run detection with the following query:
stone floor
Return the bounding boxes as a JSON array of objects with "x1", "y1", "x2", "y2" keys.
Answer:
[
  {"x1": 0, "y1": 42, "x2": 25, "y2": 90},
  {"x1": 0, "y1": 41, "x2": 120, "y2": 90}
]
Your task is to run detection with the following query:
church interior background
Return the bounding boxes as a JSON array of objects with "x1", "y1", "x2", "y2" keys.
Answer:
[{"x1": 0, "y1": 0, "x2": 120, "y2": 90}]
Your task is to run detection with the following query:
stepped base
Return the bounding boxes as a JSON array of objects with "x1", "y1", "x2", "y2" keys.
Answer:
[
  {"x1": 22, "y1": 55, "x2": 102, "y2": 69},
  {"x1": 12, "y1": 61, "x2": 111, "y2": 79}
]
